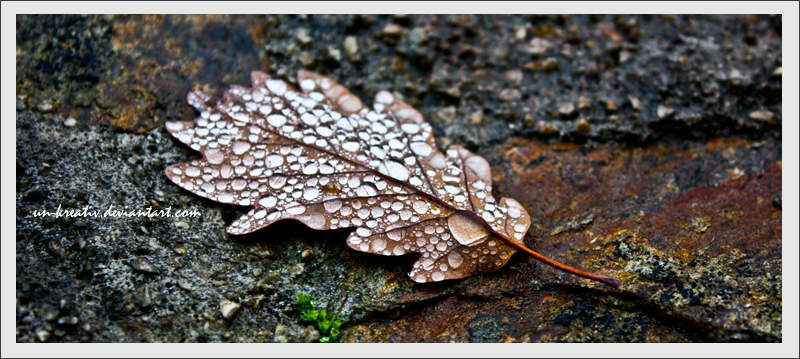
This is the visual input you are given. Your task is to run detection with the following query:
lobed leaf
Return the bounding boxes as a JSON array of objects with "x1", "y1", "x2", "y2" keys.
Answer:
[{"x1": 166, "y1": 70, "x2": 620, "y2": 288}]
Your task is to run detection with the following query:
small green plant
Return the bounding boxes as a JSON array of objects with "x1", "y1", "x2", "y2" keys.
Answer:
[{"x1": 295, "y1": 293, "x2": 346, "y2": 343}]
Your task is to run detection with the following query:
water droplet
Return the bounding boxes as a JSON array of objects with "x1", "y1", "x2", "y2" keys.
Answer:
[
  {"x1": 218, "y1": 192, "x2": 234, "y2": 203},
  {"x1": 401, "y1": 124, "x2": 420, "y2": 134},
  {"x1": 356, "y1": 183, "x2": 378, "y2": 197},
  {"x1": 372, "y1": 238, "x2": 387, "y2": 252},
  {"x1": 303, "y1": 163, "x2": 318, "y2": 175},
  {"x1": 301, "y1": 113, "x2": 319, "y2": 126},
  {"x1": 300, "y1": 78, "x2": 316, "y2": 91},
  {"x1": 448, "y1": 213, "x2": 490, "y2": 245},
  {"x1": 377, "y1": 159, "x2": 410, "y2": 182},
  {"x1": 413, "y1": 200, "x2": 429, "y2": 214},
  {"x1": 410, "y1": 142, "x2": 433, "y2": 156},
  {"x1": 185, "y1": 166, "x2": 201, "y2": 177},
  {"x1": 269, "y1": 175, "x2": 287, "y2": 189},
  {"x1": 342, "y1": 142, "x2": 360, "y2": 152},
  {"x1": 286, "y1": 205, "x2": 306, "y2": 215},
  {"x1": 324, "y1": 199, "x2": 342, "y2": 213},
  {"x1": 266, "y1": 79, "x2": 287, "y2": 96},
  {"x1": 267, "y1": 114, "x2": 287, "y2": 127},
  {"x1": 303, "y1": 187, "x2": 319, "y2": 201}
]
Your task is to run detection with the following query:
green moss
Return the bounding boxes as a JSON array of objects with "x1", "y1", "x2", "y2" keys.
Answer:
[{"x1": 295, "y1": 293, "x2": 343, "y2": 343}]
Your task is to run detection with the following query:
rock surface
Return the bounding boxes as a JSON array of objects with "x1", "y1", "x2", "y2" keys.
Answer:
[{"x1": 16, "y1": 15, "x2": 781, "y2": 342}]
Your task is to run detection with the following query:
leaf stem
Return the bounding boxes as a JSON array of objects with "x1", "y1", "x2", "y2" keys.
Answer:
[{"x1": 503, "y1": 240, "x2": 621, "y2": 289}]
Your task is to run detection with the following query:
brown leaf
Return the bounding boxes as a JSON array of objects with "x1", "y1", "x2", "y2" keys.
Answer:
[{"x1": 166, "y1": 70, "x2": 619, "y2": 287}]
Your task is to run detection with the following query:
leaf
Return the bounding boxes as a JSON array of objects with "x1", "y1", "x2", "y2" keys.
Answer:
[{"x1": 165, "y1": 70, "x2": 620, "y2": 288}]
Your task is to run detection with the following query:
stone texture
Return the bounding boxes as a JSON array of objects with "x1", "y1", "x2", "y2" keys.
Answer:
[{"x1": 16, "y1": 14, "x2": 781, "y2": 343}]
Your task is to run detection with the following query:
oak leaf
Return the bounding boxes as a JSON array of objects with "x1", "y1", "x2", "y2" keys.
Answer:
[{"x1": 165, "y1": 71, "x2": 620, "y2": 288}]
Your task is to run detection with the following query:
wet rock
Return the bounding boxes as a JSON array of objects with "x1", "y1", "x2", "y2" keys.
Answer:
[
  {"x1": 57, "y1": 316, "x2": 79, "y2": 325},
  {"x1": 36, "y1": 330, "x2": 51, "y2": 342},
  {"x1": 469, "y1": 110, "x2": 487, "y2": 125},
  {"x1": 604, "y1": 99, "x2": 618, "y2": 113},
  {"x1": 657, "y1": 105, "x2": 674, "y2": 119},
  {"x1": 249, "y1": 243, "x2": 276, "y2": 258},
  {"x1": 526, "y1": 38, "x2": 552, "y2": 56},
  {"x1": 298, "y1": 51, "x2": 315, "y2": 67},
  {"x1": 343, "y1": 36, "x2": 362, "y2": 63},
  {"x1": 504, "y1": 69, "x2": 523, "y2": 84},
  {"x1": 15, "y1": 14, "x2": 783, "y2": 344},
  {"x1": 536, "y1": 121, "x2": 559, "y2": 135},
  {"x1": 37, "y1": 100, "x2": 55, "y2": 113},
  {"x1": 515, "y1": 27, "x2": 527, "y2": 41},
  {"x1": 523, "y1": 57, "x2": 559, "y2": 72},
  {"x1": 377, "y1": 23, "x2": 405, "y2": 45},
  {"x1": 323, "y1": 46, "x2": 342, "y2": 63},
  {"x1": 436, "y1": 106, "x2": 458, "y2": 123},
  {"x1": 295, "y1": 28, "x2": 313, "y2": 46},
  {"x1": 220, "y1": 300, "x2": 241, "y2": 320},
  {"x1": 748, "y1": 110, "x2": 775, "y2": 123},
  {"x1": 628, "y1": 96, "x2": 644, "y2": 111},
  {"x1": 441, "y1": 85, "x2": 462, "y2": 100},
  {"x1": 498, "y1": 89, "x2": 522, "y2": 102},
  {"x1": 558, "y1": 103, "x2": 577, "y2": 118},
  {"x1": 130, "y1": 257, "x2": 159, "y2": 274},
  {"x1": 300, "y1": 248, "x2": 316, "y2": 262},
  {"x1": 576, "y1": 96, "x2": 591, "y2": 110},
  {"x1": 301, "y1": 325, "x2": 321, "y2": 343},
  {"x1": 575, "y1": 118, "x2": 591, "y2": 133}
]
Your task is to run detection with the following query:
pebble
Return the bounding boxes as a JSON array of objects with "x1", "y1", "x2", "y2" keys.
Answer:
[
  {"x1": 576, "y1": 96, "x2": 591, "y2": 109},
  {"x1": 505, "y1": 69, "x2": 523, "y2": 84},
  {"x1": 469, "y1": 110, "x2": 487, "y2": 125},
  {"x1": 325, "y1": 46, "x2": 342, "y2": 63},
  {"x1": 37, "y1": 100, "x2": 54, "y2": 112},
  {"x1": 295, "y1": 28, "x2": 313, "y2": 45},
  {"x1": 498, "y1": 89, "x2": 521, "y2": 102},
  {"x1": 436, "y1": 106, "x2": 457, "y2": 123},
  {"x1": 130, "y1": 257, "x2": 159, "y2": 274},
  {"x1": 604, "y1": 99, "x2": 618, "y2": 112},
  {"x1": 173, "y1": 220, "x2": 189, "y2": 229},
  {"x1": 301, "y1": 325, "x2": 321, "y2": 343},
  {"x1": 379, "y1": 23, "x2": 405, "y2": 37},
  {"x1": 773, "y1": 67, "x2": 782, "y2": 77},
  {"x1": 178, "y1": 280, "x2": 194, "y2": 291},
  {"x1": 526, "y1": 38, "x2": 552, "y2": 56},
  {"x1": 36, "y1": 329, "x2": 51, "y2": 342},
  {"x1": 657, "y1": 105, "x2": 674, "y2": 119},
  {"x1": 300, "y1": 248, "x2": 316, "y2": 262},
  {"x1": 41, "y1": 303, "x2": 59, "y2": 321},
  {"x1": 537, "y1": 121, "x2": 559, "y2": 135},
  {"x1": 575, "y1": 118, "x2": 591, "y2": 133},
  {"x1": 57, "y1": 316, "x2": 79, "y2": 325},
  {"x1": 748, "y1": 110, "x2": 775, "y2": 123},
  {"x1": 173, "y1": 247, "x2": 187, "y2": 256},
  {"x1": 220, "y1": 300, "x2": 241, "y2": 319},
  {"x1": 390, "y1": 57, "x2": 404, "y2": 72},
  {"x1": 289, "y1": 263, "x2": 305, "y2": 276},
  {"x1": 250, "y1": 243, "x2": 276, "y2": 258},
  {"x1": 298, "y1": 51, "x2": 315, "y2": 67},
  {"x1": 515, "y1": 27, "x2": 527, "y2": 41},
  {"x1": 343, "y1": 36, "x2": 361, "y2": 62},
  {"x1": 558, "y1": 103, "x2": 576, "y2": 118},
  {"x1": 63, "y1": 117, "x2": 77, "y2": 128},
  {"x1": 443, "y1": 85, "x2": 462, "y2": 100},
  {"x1": 523, "y1": 58, "x2": 559, "y2": 72},
  {"x1": 628, "y1": 96, "x2": 644, "y2": 111}
]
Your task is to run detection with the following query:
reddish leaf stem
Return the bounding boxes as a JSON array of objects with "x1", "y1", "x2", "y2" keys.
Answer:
[{"x1": 503, "y1": 240, "x2": 621, "y2": 289}]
